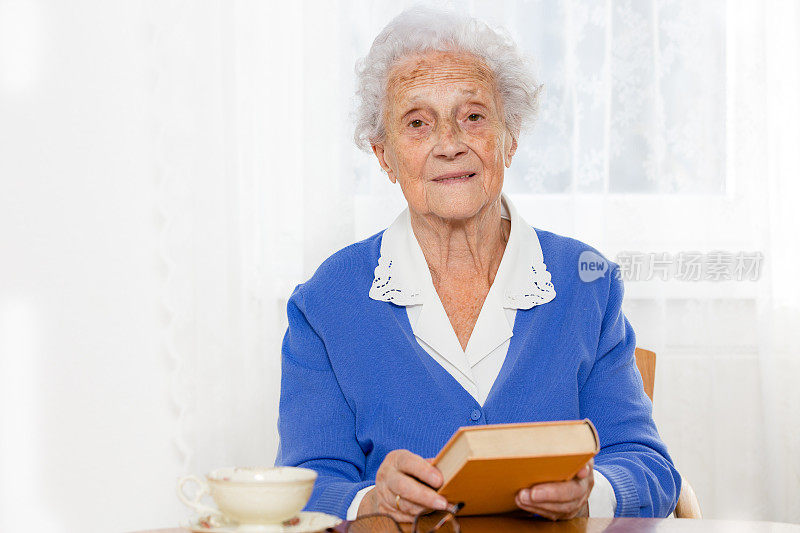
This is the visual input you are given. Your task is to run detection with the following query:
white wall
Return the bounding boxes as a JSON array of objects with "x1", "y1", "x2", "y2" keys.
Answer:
[{"x1": 0, "y1": 1, "x2": 184, "y2": 530}]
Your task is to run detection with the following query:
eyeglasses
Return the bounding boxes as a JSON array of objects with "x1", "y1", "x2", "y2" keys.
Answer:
[{"x1": 326, "y1": 501, "x2": 464, "y2": 533}]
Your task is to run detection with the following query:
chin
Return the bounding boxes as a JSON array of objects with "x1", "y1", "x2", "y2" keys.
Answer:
[{"x1": 427, "y1": 190, "x2": 490, "y2": 221}]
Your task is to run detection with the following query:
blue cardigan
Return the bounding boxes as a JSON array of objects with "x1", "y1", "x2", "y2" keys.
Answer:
[{"x1": 275, "y1": 227, "x2": 681, "y2": 519}]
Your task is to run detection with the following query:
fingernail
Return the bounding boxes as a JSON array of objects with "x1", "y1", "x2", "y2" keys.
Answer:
[
  {"x1": 530, "y1": 488, "x2": 540, "y2": 501},
  {"x1": 520, "y1": 489, "x2": 530, "y2": 503},
  {"x1": 435, "y1": 497, "x2": 448, "y2": 510}
]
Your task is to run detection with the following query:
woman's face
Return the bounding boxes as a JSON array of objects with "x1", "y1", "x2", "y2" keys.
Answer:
[{"x1": 372, "y1": 50, "x2": 517, "y2": 222}]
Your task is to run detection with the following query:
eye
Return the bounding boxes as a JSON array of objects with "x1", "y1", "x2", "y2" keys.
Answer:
[
  {"x1": 467, "y1": 113, "x2": 483, "y2": 121},
  {"x1": 409, "y1": 119, "x2": 424, "y2": 128}
]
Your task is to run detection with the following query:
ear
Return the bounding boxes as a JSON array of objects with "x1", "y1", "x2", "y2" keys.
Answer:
[
  {"x1": 372, "y1": 143, "x2": 397, "y2": 184},
  {"x1": 504, "y1": 130, "x2": 519, "y2": 168}
]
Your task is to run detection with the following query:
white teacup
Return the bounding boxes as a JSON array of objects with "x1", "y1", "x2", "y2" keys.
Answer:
[{"x1": 177, "y1": 466, "x2": 317, "y2": 529}]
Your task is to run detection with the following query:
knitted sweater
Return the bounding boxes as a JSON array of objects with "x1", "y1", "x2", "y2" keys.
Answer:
[{"x1": 274, "y1": 227, "x2": 681, "y2": 519}]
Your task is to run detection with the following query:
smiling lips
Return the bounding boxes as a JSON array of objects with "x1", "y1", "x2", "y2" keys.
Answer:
[{"x1": 433, "y1": 171, "x2": 477, "y2": 182}]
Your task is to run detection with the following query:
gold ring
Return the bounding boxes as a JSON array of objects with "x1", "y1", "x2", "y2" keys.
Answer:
[{"x1": 395, "y1": 493, "x2": 402, "y2": 510}]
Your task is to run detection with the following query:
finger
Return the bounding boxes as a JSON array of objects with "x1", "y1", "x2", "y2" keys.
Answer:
[
  {"x1": 575, "y1": 458, "x2": 594, "y2": 479},
  {"x1": 515, "y1": 495, "x2": 559, "y2": 521},
  {"x1": 528, "y1": 508, "x2": 559, "y2": 521},
  {"x1": 380, "y1": 506, "x2": 415, "y2": 524},
  {"x1": 394, "y1": 492, "x2": 428, "y2": 517},
  {"x1": 521, "y1": 480, "x2": 586, "y2": 504},
  {"x1": 394, "y1": 450, "x2": 444, "y2": 489},
  {"x1": 516, "y1": 494, "x2": 584, "y2": 521},
  {"x1": 526, "y1": 499, "x2": 585, "y2": 516},
  {"x1": 523, "y1": 505, "x2": 577, "y2": 521},
  {"x1": 376, "y1": 482, "x2": 429, "y2": 517},
  {"x1": 375, "y1": 485, "x2": 416, "y2": 523},
  {"x1": 387, "y1": 471, "x2": 448, "y2": 511}
]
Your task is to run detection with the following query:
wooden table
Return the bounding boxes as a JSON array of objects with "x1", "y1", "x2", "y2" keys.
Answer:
[{"x1": 136, "y1": 516, "x2": 800, "y2": 532}]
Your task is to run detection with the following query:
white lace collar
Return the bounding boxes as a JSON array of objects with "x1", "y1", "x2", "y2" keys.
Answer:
[{"x1": 369, "y1": 193, "x2": 557, "y2": 310}]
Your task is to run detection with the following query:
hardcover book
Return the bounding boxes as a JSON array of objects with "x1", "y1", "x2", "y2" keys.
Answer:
[{"x1": 430, "y1": 419, "x2": 599, "y2": 516}]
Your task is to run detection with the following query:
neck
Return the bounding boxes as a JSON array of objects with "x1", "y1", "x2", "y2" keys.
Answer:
[{"x1": 408, "y1": 197, "x2": 510, "y2": 287}]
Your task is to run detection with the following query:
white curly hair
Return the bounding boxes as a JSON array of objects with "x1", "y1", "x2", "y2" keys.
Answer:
[{"x1": 353, "y1": 5, "x2": 541, "y2": 152}]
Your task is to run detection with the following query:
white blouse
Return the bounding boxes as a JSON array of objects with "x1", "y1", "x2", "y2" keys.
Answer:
[{"x1": 348, "y1": 193, "x2": 616, "y2": 519}]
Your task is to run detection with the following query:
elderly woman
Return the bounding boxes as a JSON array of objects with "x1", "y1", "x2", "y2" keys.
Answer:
[{"x1": 275, "y1": 6, "x2": 680, "y2": 523}]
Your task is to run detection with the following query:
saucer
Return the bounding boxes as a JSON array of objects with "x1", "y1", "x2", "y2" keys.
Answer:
[{"x1": 188, "y1": 511, "x2": 342, "y2": 533}]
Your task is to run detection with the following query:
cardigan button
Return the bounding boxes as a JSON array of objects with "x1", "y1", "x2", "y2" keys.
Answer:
[{"x1": 470, "y1": 408, "x2": 481, "y2": 421}]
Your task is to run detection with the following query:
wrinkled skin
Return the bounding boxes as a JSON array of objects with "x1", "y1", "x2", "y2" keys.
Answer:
[{"x1": 372, "y1": 50, "x2": 514, "y2": 222}]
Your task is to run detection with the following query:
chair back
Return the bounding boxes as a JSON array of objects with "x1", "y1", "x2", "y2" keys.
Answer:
[
  {"x1": 634, "y1": 347, "x2": 656, "y2": 402},
  {"x1": 633, "y1": 347, "x2": 702, "y2": 519}
]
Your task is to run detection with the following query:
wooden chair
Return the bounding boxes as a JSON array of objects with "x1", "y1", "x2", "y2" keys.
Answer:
[{"x1": 634, "y1": 347, "x2": 702, "y2": 519}]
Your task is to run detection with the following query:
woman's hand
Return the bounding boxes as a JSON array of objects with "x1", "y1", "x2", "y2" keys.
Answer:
[
  {"x1": 358, "y1": 450, "x2": 449, "y2": 522},
  {"x1": 515, "y1": 458, "x2": 595, "y2": 521}
]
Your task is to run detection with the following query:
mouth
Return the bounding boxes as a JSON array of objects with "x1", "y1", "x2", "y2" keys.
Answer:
[{"x1": 433, "y1": 172, "x2": 477, "y2": 183}]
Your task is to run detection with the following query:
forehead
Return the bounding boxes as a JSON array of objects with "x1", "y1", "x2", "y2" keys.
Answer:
[{"x1": 386, "y1": 51, "x2": 498, "y2": 108}]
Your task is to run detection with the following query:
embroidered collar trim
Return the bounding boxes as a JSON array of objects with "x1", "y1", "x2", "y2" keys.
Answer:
[{"x1": 369, "y1": 193, "x2": 556, "y2": 310}]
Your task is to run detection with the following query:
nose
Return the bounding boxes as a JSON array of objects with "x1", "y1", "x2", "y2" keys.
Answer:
[{"x1": 433, "y1": 120, "x2": 468, "y2": 160}]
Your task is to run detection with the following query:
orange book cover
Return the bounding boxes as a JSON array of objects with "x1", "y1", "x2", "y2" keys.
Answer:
[{"x1": 430, "y1": 419, "x2": 599, "y2": 516}]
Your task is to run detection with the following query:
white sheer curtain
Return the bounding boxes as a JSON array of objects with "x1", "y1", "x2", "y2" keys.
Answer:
[
  {"x1": 345, "y1": 1, "x2": 800, "y2": 522},
  {"x1": 1, "y1": 1, "x2": 797, "y2": 532},
  {"x1": 161, "y1": 0, "x2": 800, "y2": 523}
]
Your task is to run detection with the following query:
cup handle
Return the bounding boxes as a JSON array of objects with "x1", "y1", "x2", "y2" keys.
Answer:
[{"x1": 177, "y1": 475, "x2": 221, "y2": 517}]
